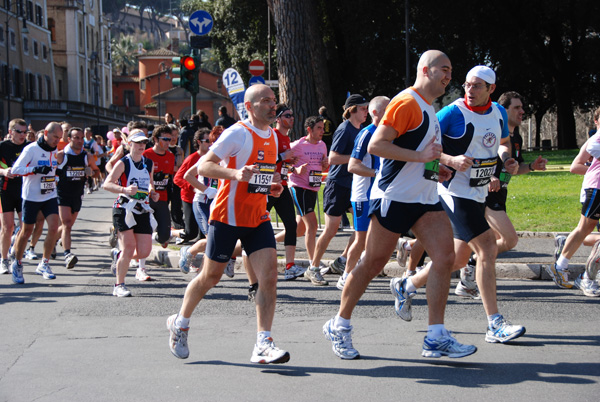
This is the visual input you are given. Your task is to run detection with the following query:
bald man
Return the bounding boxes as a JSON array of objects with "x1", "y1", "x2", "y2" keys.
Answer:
[
  {"x1": 10, "y1": 121, "x2": 62, "y2": 284},
  {"x1": 166, "y1": 84, "x2": 290, "y2": 364},
  {"x1": 324, "y1": 50, "x2": 476, "y2": 360}
]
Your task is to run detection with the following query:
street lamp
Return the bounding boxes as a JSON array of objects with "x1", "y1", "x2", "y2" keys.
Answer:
[
  {"x1": 4, "y1": 3, "x2": 29, "y2": 125},
  {"x1": 157, "y1": 62, "x2": 170, "y2": 121}
]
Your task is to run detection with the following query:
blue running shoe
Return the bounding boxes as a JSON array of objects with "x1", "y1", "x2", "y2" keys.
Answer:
[
  {"x1": 422, "y1": 333, "x2": 477, "y2": 358},
  {"x1": 323, "y1": 318, "x2": 359, "y2": 360},
  {"x1": 11, "y1": 260, "x2": 24, "y2": 284},
  {"x1": 36, "y1": 260, "x2": 56, "y2": 280},
  {"x1": 110, "y1": 248, "x2": 119, "y2": 275},
  {"x1": 179, "y1": 246, "x2": 192, "y2": 274},
  {"x1": 485, "y1": 315, "x2": 526, "y2": 343},
  {"x1": 390, "y1": 277, "x2": 416, "y2": 321}
]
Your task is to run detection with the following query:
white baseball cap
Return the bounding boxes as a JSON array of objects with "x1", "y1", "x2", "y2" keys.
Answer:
[{"x1": 466, "y1": 65, "x2": 496, "y2": 84}]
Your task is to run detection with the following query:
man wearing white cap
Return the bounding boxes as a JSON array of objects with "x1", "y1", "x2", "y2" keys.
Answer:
[{"x1": 436, "y1": 65, "x2": 525, "y2": 343}]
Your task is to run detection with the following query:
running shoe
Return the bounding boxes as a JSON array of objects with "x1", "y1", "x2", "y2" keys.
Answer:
[
  {"x1": 336, "y1": 275, "x2": 346, "y2": 291},
  {"x1": 250, "y1": 337, "x2": 290, "y2": 364},
  {"x1": 0, "y1": 259, "x2": 9, "y2": 275},
  {"x1": 422, "y1": 333, "x2": 477, "y2": 358},
  {"x1": 322, "y1": 318, "x2": 359, "y2": 360},
  {"x1": 11, "y1": 260, "x2": 24, "y2": 284},
  {"x1": 179, "y1": 246, "x2": 192, "y2": 274},
  {"x1": 390, "y1": 277, "x2": 416, "y2": 321},
  {"x1": 129, "y1": 259, "x2": 139, "y2": 268},
  {"x1": 108, "y1": 226, "x2": 118, "y2": 249},
  {"x1": 153, "y1": 233, "x2": 169, "y2": 248},
  {"x1": 175, "y1": 237, "x2": 185, "y2": 245},
  {"x1": 224, "y1": 258, "x2": 235, "y2": 278},
  {"x1": 485, "y1": 315, "x2": 526, "y2": 343},
  {"x1": 50, "y1": 246, "x2": 57, "y2": 259},
  {"x1": 545, "y1": 263, "x2": 573, "y2": 289},
  {"x1": 248, "y1": 282, "x2": 258, "y2": 302},
  {"x1": 455, "y1": 280, "x2": 481, "y2": 299},
  {"x1": 166, "y1": 314, "x2": 189, "y2": 359},
  {"x1": 135, "y1": 267, "x2": 151, "y2": 281},
  {"x1": 574, "y1": 274, "x2": 600, "y2": 297},
  {"x1": 585, "y1": 239, "x2": 600, "y2": 281},
  {"x1": 401, "y1": 270, "x2": 417, "y2": 280},
  {"x1": 328, "y1": 256, "x2": 346, "y2": 275},
  {"x1": 396, "y1": 238, "x2": 409, "y2": 267},
  {"x1": 110, "y1": 248, "x2": 120, "y2": 275},
  {"x1": 112, "y1": 283, "x2": 131, "y2": 297},
  {"x1": 36, "y1": 261, "x2": 56, "y2": 280},
  {"x1": 64, "y1": 253, "x2": 78, "y2": 269},
  {"x1": 24, "y1": 247, "x2": 37, "y2": 260},
  {"x1": 283, "y1": 264, "x2": 306, "y2": 280},
  {"x1": 554, "y1": 234, "x2": 567, "y2": 262},
  {"x1": 304, "y1": 267, "x2": 328, "y2": 286}
]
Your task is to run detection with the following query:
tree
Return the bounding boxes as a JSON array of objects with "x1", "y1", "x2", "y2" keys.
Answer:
[{"x1": 111, "y1": 35, "x2": 138, "y2": 75}]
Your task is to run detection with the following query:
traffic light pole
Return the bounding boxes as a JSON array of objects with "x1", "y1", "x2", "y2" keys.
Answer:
[{"x1": 190, "y1": 48, "x2": 200, "y2": 115}]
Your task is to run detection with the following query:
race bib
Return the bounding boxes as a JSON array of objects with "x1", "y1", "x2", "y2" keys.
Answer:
[
  {"x1": 248, "y1": 163, "x2": 275, "y2": 194},
  {"x1": 41, "y1": 176, "x2": 56, "y2": 194},
  {"x1": 280, "y1": 163, "x2": 289, "y2": 181},
  {"x1": 469, "y1": 157, "x2": 497, "y2": 187},
  {"x1": 153, "y1": 173, "x2": 170, "y2": 191},
  {"x1": 423, "y1": 159, "x2": 440, "y2": 182},
  {"x1": 131, "y1": 190, "x2": 149, "y2": 201},
  {"x1": 309, "y1": 170, "x2": 323, "y2": 188},
  {"x1": 66, "y1": 167, "x2": 85, "y2": 181}
]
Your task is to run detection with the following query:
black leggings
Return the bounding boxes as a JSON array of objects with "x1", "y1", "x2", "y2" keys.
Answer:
[
  {"x1": 267, "y1": 186, "x2": 297, "y2": 246},
  {"x1": 150, "y1": 200, "x2": 171, "y2": 243},
  {"x1": 182, "y1": 201, "x2": 200, "y2": 241}
]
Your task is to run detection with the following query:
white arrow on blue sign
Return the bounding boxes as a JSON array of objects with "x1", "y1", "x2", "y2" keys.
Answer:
[
  {"x1": 249, "y1": 76, "x2": 266, "y2": 86},
  {"x1": 189, "y1": 10, "x2": 213, "y2": 36}
]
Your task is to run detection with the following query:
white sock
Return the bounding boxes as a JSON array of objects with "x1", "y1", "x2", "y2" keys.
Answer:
[
  {"x1": 405, "y1": 277, "x2": 417, "y2": 294},
  {"x1": 404, "y1": 242, "x2": 412, "y2": 251},
  {"x1": 342, "y1": 272, "x2": 348, "y2": 280},
  {"x1": 427, "y1": 324, "x2": 445, "y2": 339},
  {"x1": 139, "y1": 258, "x2": 146, "y2": 269},
  {"x1": 334, "y1": 315, "x2": 351, "y2": 330},
  {"x1": 556, "y1": 256, "x2": 569, "y2": 271},
  {"x1": 257, "y1": 331, "x2": 271, "y2": 344},
  {"x1": 175, "y1": 315, "x2": 190, "y2": 329}
]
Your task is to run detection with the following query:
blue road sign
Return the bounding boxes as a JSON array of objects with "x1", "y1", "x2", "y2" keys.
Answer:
[
  {"x1": 189, "y1": 10, "x2": 213, "y2": 36},
  {"x1": 249, "y1": 76, "x2": 266, "y2": 86}
]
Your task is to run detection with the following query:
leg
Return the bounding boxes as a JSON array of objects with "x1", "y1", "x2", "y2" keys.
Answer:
[
  {"x1": 468, "y1": 229, "x2": 499, "y2": 317},
  {"x1": 311, "y1": 213, "x2": 342, "y2": 267},
  {"x1": 0, "y1": 211, "x2": 15, "y2": 259},
  {"x1": 301, "y1": 212, "x2": 318, "y2": 262},
  {"x1": 562, "y1": 215, "x2": 598, "y2": 259},
  {"x1": 59, "y1": 206, "x2": 77, "y2": 252},
  {"x1": 248, "y1": 247, "x2": 278, "y2": 332},
  {"x1": 42, "y1": 214, "x2": 60, "y2": 260},
  {"x1": 345, "y1": 230, "x2": 367, "y2": 274},
  {"x1": 485, "y1": 207, "x2": 518, "y2": 254}
]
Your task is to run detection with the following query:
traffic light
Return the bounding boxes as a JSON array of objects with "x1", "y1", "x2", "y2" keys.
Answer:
[{"x1": 171, "y1": 55, "x2": 199, "y2": 93}]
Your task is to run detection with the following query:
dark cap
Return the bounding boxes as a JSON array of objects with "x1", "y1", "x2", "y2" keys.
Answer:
[
  {"x1": 276, "y1": 104, "x2": 290, "y2": 118},
  {"x1": 344, "y1": 94, "x2": 368, "y2": 110}
]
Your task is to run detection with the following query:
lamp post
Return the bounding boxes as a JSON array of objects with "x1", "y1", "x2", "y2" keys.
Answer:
[
  {"x1": 4, "y1": 3, "x2": 29, "y2": 125},
  {"x1": 157, "y1": 61, "x2": 170, "y2": 122}
]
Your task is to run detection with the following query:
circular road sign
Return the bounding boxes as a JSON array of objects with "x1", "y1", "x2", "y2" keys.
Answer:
[
  {"x1": 189, "y1": 10, "x2": 213, "y2": 36},
  {"x1": 249, "y1": 59, "x2": 265, "y2": 77}
]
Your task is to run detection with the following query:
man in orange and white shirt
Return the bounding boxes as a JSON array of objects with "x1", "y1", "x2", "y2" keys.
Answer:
[{"x1": 166, "y1": 84, "x2": 290, "y2": 365}]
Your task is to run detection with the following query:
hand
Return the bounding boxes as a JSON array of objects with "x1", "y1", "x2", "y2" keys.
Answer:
[
  {"x1": 150, "y1": 190, "x2": 160, "y2": 202},
  {"x1": 451, "y1": 155, "x2": 474, "y2": 171},
  {"x1": 84, "y1": 167, "x2": 93, "y2": 177},
  {"x1": 321, "y1": 155, "x2": 329, "y2": 170},
  {"x1": 123, "y1": 184, "x2": 138, "y2": 196},
  {"x1": 32, "y1": 166, "x2": 52, "y2": 175},
  {"x1": 438, "y1": 164, "x2": 452, "y2": 182},
  {"x1": 282, "y1": 149, "x2": 296, "y2": 163},
  {"x1": 204, "y1": 187, "x2": 218, "y2": 199},
  {"x1": 488, "y1": 176, "x2": 500, "y2": 192},
  {"x1": 272, "y1": 172, "x2": 282, "y2": 184},
  {"x1": 419, "y1": 137, "x2": 443, "y2": 162},
  {"x1": 236, "y1": 165, "x2": 259, "y2": 182},
  {"x1": 4, "y1": 168, "x2": 15, "y2": 179},
  {"x1": 269, "y1": 182, "x2": 283, "y2": 197},
  {"x1": 504, "y1": 158, "x2": 519, "y2": 175},
  {"x1": 531, "y1": 155, "x2": 548, "y2": 171}
]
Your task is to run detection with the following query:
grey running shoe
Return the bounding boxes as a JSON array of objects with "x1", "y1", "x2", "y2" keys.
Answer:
[
  {"x1": 166, "y1": 314, "x2": 189, "y2": 359},
  {"x1": 11, "y1": 260, "x2": 24, "y2": 284},
  {"x1": 422, "y1": 333, "x2": 477, "y2": 358},
  {"x1": 545, "y1": 263, "x2": 573, "y2": 289},
  {"x1": 248, "y1": 283, "x2": 258, "y2": 302},
  {"x1": 179, "y1": 246, "x2": 192, "y2": 274},
  {"x1": 390, "y1": 277, "x2": 416, "y2": 321},
  {"x1": 485, "y1": 315, "x2": 526, "y2": 343},
  {"x1": 284, "y1": 264, "x2": 306, "y2": 280},
  {"x1": 336, "y1": 275, "x2": 346, "y2": 291},
  {"x1": 36, "y1": 261, "x2": 56, "y2": 280},
  {"x1": 574, "y1": 274, "x2": 600, "y2": 297},
  {"x1": 460, "y1": 265, "x2": 476, "y2": 288},
  {"x1": 65, "y1": 253, "x2": 78, "y2": 269},
  {"x1": 0, "y1": 259, "x2": 9, "y2": 275},
  {"x1": 328, "y1": 257, "x2": 346, "y2": 275},
  {"x1": 455, "y1": 279, "x2": 481, "y2": 299},
  {"x1": 304, "y1": 267, "x2": 328, "y2": 286},
  {"x1": 554, "y1": 235, "x2": 567, "y2": 262},
  {"x1": 585, "y1": 240, "x2": 600, "y2": 281},
  {"x1": 24, "y1": 247, "x2": 37, "y2": 260},
  {"x1": 113, "y1": 284, "x2": 131, "y2": 297},
  {"x1": 224, "y1": 258, "x2": 235, "y2": 278},
  {"x1": 396, "y1": 238, "x2": 409, "y2": 267},
  {"x1": 250, "y1": 337, "x2": 290, "y2": 364},
  {"x1": 323, "y1": 318, "x2": 359, "y2": 360},
  {"x1": 110, "y1": 248, "x2": 120, "y2": 275},
  {"x1": 108, "y1": 226, "x2": 118, "y2": 248}
]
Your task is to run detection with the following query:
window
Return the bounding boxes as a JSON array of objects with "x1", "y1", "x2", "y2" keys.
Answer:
[
  {"x1": 123, "y1": 90, "x2": 135, "y2": 108},
  {"x1": 48, "y1": 18, "x2": 55, "y2": 42},
  {"x1": 37, "y1": 74, "x2": 42, "y2": 99},
  {"x1": 26, "y1": 1, "x2": 33, "y2": 22},
  {"x1": 45, "y1": 75, "x2": 51, "y2": 100},
  {"x1": 78, "y1": 22, "x2": 82, "y2": 50},
  {"x1": 26, "y1": 72, "x2": 36, "y2": 99},
  {"x1": 13, "y1": 68, "x2": 22, "y2": 98},
  {"x1": 22, "y1": 36, "x2": 28, "y2": 54},
  {"x1": 33, "y1": 39, "x2": 38, "y2": 57},
  {"x1": 80, "y1": 66, "x2": 84, "y2": 94},
  {"x1": 140, "y1": 79, "x2": 146, "y2": 90},
  {"x1": 10, "y1": 30, "x2": 16, "y2": 49},
  {"x1": 42, "y1": 44, "x2": 47, "y2": 60},
  {"x1": 35, "y1": 4, "x2": 43, "y2": 26},
  {"x1": 0, "y1": 64, "x2": 6, "y2": 95},
  {"x1": 0, "y1": 26, "x2": 4, "y2": 45},
  {"x1": 58, "y1": 79, "x2": 63, "y2": 98}
]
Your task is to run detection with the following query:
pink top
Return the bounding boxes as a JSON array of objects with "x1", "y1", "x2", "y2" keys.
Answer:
[
  {"x1": 583, "y1": 132, "x2": 600, "y2": 195},
  {"x1": 288, "y1": 137, "x2": 327, "y2": 191}
]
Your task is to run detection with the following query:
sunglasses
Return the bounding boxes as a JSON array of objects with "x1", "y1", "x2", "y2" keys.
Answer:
[
  {"x1": 282, "y1": 114, "x2": 294, "y2": 118},
  {"x1": 136, "y1": 140, "x2": 149, "y2": 145},
  {"x1": 13, "y1": 129, "x2": 26, "y2": 134},
  {"x1": 159, "y1": 137, "x2": 171, "y2": 142},
  {"x1": 199, "y1": 139, "x2": 210, "y2": 143}
]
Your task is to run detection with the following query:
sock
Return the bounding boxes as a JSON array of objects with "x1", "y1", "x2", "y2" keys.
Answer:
[
  {"x1": 487, "y1": 313, "x2": 502, "y2": 328},
  {"x1": 405, "y1": 277, "x2": 417, "y2": 294},
  {"x1": 139, "y1": 258, "x2": 146, "y2": 269},
  {"x1": 43, "y1": 258, "x2": 49, "y2": 264},
  {"x1": 427, "y1": 324, "x2": 445, "y2": 340},
  {"x1": 339, "y1": 256, "x2": 347, "y2": 264},
  {"x1": 175, "y1": 315, "x2": 190, "y2": 329},
  {"x1": 257, "y1": 331, "x2": 271, "y2": 344},
  {"x1": 556, "y1": 255, "x2": 569, "y2": 270},
  {"x1": 310, "y1": 265, "x2": 319, "y2": 272},
  {"x1": 342, "y1": 271, "x2": 348, "y2": 280},
  {"x1": 404, "y1": 242, "x2": 412, "y2": 251},
  {"x1": 64, "y1": 249, "x2": 70, "y2": 257},
  {"x1": 286, "y1": 262, "x2": 294, "y2": 270},
  {"x1": 334, "y1": 315, "x2": 351, "y2": 330}
]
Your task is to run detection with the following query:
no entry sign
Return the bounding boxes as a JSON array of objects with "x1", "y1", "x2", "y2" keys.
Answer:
[{"x1": 249, "y1": 59, "x2": 265, "y2": 76}]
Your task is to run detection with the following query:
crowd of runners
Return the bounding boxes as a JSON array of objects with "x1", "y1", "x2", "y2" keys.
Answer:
[{"x1": 3, "y1": 49, "x2": 600, "y2": 365}]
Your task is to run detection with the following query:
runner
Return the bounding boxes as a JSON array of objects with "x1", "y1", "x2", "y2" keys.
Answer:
[
  {"x1": 103, "y1": 130, "x2": 159, "y2": 296},
  {"x1": 166, "y1": 84, "x2": 290, "y2": 364}
]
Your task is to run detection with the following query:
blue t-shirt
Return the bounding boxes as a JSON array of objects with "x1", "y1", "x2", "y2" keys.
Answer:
[{"x1": 327, "y1": 120, "x2": 362, "y2": 188}]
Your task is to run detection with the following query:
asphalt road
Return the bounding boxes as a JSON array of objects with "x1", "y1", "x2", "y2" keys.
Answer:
[{"x1": 1, "y1": 190, "x2": 599, "y2": 402}]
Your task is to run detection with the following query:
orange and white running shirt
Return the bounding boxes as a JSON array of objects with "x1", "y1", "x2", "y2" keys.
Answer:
[{"x1": 209, "y1": 120, "x2": 278, "y2": 227}]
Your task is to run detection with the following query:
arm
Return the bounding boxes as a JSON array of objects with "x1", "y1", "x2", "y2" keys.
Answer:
[
  {"x1": 328, "y1": 150, "x2": 351, "y2": 165},
  {"x1": 348, "y1": 157, "x2": 376, "y2": 177},
  {"x1": 369, "y1": 124, "x2": 441, "y2": 163},
  {"x1": 197, "y1": 150, "x2": 258, "y2": 182},
  {"x1": 106, "y1": 144, "x2": 125, "y2": 173},
  {"x1": 11, "y1": 146, "x2": 36, "y2": 176},
  {"x1": 183, "y1": 163, "x2": 209, "y2": 192},
  {"x1": 571, "y1": 138, "x2": 592, "y2": 175},
  {"x1": 103, "y1": 160, "x2": 137, "y2": 196}
]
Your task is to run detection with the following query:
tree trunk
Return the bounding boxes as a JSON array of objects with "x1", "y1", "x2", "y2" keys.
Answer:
[
  {"x1": 554, "y1": 82, "x2": 577, "y2": 149},
  {"x1": 267, "y1": 0, "x2": 334, "y2": 140}
]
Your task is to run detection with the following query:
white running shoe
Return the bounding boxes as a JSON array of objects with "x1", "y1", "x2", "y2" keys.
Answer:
[
  {"x1": 574, "y1": 274, "x2": 600, "y2": 297},
  {"x1": 336, "y1": 275, "x2": 346, "y2": 290},
  {"x1": 390, "y1": 277, "x2": 416, "y2": 321},
  {"x1": 328, "y1": 257, "x2": 346, "y2": 275},
  {"x1": 113, "y1": 283, "x2": 131, "y2": 297},
  {"x1": 65, "y1": 253, "x2": 78, "y2": 269},
  {"x1": 396, "y1": 238, "x2": 409, "y2": 267},
  {"x1": 283, "y1": 264, "x2": 306, "y2": 280},
  {"x1": 224, "y1": 258, "x2": 235, "y2": 278},
  {"x1": 110, "y1": 248, "x2": 120, "y2": 275},
  {"x1": 36, "y1": 261, "x2": 56, "y2": 280},
  {"x1": 322, "y1": 318, "x2": 359, "y2": 360},
  {"x1": 304, "y1": 267, "x2": 328, "y2": 286},
  {"x1": 585, "y1": 240, "x2": 600, "y2": 281},
  {"x1": 166, "y1": 314, "x2": 189, "y2": 359},
  {"x1": 24, "y1": 247, "x2": 38, "y2": 260},
  {"x1": 0, "y1": 259, "x2": 9, "y2": 275},
  {"x1": 485, "y1": 315, "x2": 526, "y2": 343},
  {"x1": 454, "y1": 280, "x2": 481, "y2": 299},
  {"x1": 545, "y1": 263, "x2": 573, "y2": 289},
  {"x1": 250, "y1": 337, "x2": 290, "y2": 364},
  {"x1": 135, "y1": 267, "x2": 151, "y2": 281},
  {"x1": 422, "y1": 332, "x2": 477, "y2": 358}
]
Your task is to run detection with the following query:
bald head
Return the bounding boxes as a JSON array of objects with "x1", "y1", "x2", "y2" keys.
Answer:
[
  {"x1": 243, "y1": 84, "x2": 277, "y2": 130},
  {"x1": 413, "y1": 49, "x2": 452, "y2": 103},
  {"x1": 244, "y1": 84, "x2": 272, "y2": 104},
  {"x1": 45, "y1": 122, "x2": 63, "y2": 147},
  {"x1": 417, "y1": 50, "x2": 450, "y2": 78}
]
